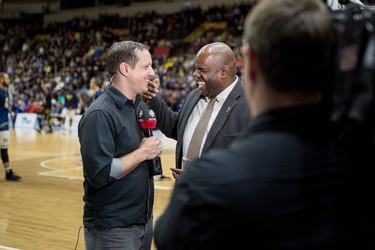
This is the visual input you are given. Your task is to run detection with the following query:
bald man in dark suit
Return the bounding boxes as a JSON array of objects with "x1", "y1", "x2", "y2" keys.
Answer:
[{"x1": 144, "y1": 42, "x2": 250, "y2": 178}]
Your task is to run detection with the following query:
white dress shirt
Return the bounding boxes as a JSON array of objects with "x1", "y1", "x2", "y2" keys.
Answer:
[{"x1": 182, "y1": 76, "x2": 238, "y2": 168}]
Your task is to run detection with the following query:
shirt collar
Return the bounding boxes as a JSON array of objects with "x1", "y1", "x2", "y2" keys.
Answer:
[
  {"x1": 106, "y1": 84, "x2": 141, "y2": 109},
  {"x1": 216, "y1": 76, "x2": 238, "y2": 104}
]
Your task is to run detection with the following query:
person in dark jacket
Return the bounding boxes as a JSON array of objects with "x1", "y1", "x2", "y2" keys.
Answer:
[
  {"x1": 78, "y1": 41, "x2": 161, "y2": 250},
  {"x1": 144, "y1": 42, "x2": 250, "y2": 179},
  {"x1": 154, "y1": 0, "x2": 375, "y2": 249}
]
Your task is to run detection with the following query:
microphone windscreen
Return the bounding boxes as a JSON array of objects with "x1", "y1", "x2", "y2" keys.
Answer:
[
  {"x1": 138, "y1": 109, "x2": 157, "y2": 129},
  {"x1": 139, "y1": 119, "x2": 157, "y2": 129}
]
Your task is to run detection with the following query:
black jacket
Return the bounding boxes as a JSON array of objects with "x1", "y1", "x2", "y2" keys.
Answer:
[{"x1": 154, "y1": 105, "x2": 375, "y2": 249}]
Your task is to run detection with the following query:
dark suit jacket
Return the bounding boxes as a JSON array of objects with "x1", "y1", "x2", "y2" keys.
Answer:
[{"x1": 148, "y1": 79, "x2": 251, "y2": 169}]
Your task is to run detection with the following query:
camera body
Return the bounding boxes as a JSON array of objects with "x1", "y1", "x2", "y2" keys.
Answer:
[{"x1": 331, "y1": 5, "x2": 375, "y2": 145}]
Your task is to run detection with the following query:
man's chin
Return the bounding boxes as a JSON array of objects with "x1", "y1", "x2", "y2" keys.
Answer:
[{"x1": 199, "y1": 89, "x2": 208, "y2": 97}]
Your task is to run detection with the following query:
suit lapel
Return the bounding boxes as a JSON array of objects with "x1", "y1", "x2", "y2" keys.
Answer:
[{"x1": 202, "y1": 81, "x2": 242, "y2": 152}]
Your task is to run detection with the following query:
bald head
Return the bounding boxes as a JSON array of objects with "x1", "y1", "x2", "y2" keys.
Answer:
[
  {"x1": 193, "y1": 42, "x2": 238, "y2": 97},
  {"x1": 193, "y1": 42, "x2": 237, "y2": 97},
  {"x1": 197, "y1": 42, "x2": 237, "y2": 79}
]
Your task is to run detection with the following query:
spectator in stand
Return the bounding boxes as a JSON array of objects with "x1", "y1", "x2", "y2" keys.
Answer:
[
  {"x1": 25, "y1": 99, "x2": 37, "y2": 113},
  {"x1": 89, "y1": 76, "x2": 103, "y2": 103}
]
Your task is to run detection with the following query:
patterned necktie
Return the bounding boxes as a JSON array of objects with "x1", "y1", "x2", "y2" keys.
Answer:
[{"x1": 186, "y1": 96, "x2": 217, "y2": 161}]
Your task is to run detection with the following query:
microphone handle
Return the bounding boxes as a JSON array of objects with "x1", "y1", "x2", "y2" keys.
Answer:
[
  {"x1": 149, "y1": 156, "x2": 163, "y2": 176},
  {"x1": 144, "y1": 128, "x2": 153, "y2": 137},
  {"x1": 143, "y1": 127, "x2": 163, "y2": 176}
]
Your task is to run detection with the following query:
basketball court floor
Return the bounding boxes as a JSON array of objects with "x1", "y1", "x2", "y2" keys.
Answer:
[{"x1": 0, "y1": 128, "x2": 176, "y2": 250}]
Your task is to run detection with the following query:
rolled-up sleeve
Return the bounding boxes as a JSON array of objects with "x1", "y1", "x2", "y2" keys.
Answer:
[{"x1": 110, "y1": 158, "x2": 123, "y2": 179}]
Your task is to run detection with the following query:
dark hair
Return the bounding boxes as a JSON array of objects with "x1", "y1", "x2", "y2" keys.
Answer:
[
  {"x1": 106, "y1": 41, "x2": 149, "y2": 77},
  {"x1": 243, "y1": 0, "x2": 335, "y2": 93}
]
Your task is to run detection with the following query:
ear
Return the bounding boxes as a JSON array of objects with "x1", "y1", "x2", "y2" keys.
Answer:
[
  {"x1": 247, "y1": 45, "x2": 258, "y2": 82},
  {"x1": 220, "y1": 65, "x2": 230, "y2": 79},
  {"x1": 118, "y1": 62, "x2": 129, "y2": 77}
]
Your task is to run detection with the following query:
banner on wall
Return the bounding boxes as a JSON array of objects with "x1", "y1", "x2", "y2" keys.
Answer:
[
  {"x1": 14, "y1": 113, "x2": 38, "y2": 129},
  {"x1": 63, "y1": 115, "x2": 82, "y2": 131}
]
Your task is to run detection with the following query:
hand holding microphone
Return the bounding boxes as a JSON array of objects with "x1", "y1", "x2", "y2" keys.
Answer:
[
  {"x1": 139, "y1": 108, "x2": 163, "y2": 176},
  {"x1": 139, "y1": 137, "x2": 160, "y2": 161}
]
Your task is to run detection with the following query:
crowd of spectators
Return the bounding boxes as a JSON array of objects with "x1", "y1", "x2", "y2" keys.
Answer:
[{"x1": 0, "y1": 1, "x2": 253, "y2": 130}]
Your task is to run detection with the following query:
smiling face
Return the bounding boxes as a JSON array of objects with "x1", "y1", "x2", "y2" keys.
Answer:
[
  {"x1": 127, "y1": 49, "x2": 155, "y2": 96},
  {"x1": 193, "y1": 50, "x2": 224, "y2": 98},
  {"x1": 192, "y1": 42, "x2": 237, "y2": 98}
]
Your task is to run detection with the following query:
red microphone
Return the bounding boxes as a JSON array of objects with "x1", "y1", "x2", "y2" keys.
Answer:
[
  {"x1": 139, "y1": 109, "x2": 157, "y2": 137},
  {"x1": 138, "y1": 108, "x2": 163, "y2": 176}
]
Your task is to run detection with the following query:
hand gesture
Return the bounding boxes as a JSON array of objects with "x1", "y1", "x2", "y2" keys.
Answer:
[
  {"x1": 170, "y1": 168, "x2": 184, "y2": 180},
  {"x1": 143, "y1": 77, "x2": 160, "y2": 104}
]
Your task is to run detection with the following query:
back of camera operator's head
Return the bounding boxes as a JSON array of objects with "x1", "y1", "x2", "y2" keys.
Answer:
[{"x1": 242, "y1": 0, "x2": 335, "y2": 94}]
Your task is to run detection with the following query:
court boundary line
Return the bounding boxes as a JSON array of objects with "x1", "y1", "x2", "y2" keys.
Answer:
[
  {"x1": 0, "y1": 245, "x2": 22, "y2": 250},
  {"x1": 38, "y1": 156, "x2": 173, "y2": 190}
]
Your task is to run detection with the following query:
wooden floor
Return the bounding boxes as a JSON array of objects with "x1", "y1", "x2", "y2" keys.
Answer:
[{"x1": 0, "y1": 129, "x2": 176, "y2": 250}]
